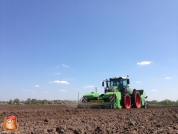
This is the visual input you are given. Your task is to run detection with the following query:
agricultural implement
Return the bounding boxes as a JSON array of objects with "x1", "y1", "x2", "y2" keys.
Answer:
[{"x1": 78, "y1": 76, "x2": 148, "y2": 109}]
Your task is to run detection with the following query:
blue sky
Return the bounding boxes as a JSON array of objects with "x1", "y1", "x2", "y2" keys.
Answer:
[{"x1": 0, "y1": 1, "x2": 178, "y2": 101}]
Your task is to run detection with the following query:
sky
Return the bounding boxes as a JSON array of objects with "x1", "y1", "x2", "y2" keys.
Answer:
[{"x1": 0, "y1": 1, "x2": 178, "y2": 101}]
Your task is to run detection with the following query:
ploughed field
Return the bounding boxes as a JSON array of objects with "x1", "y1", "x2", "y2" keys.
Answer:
[{"x1": 0, "y1": 105, "x2": 178, "y2": 134}]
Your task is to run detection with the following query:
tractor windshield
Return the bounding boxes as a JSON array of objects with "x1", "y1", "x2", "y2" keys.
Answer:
[{"x1": 110, "y1": 79, "x2": 122, "y2": 87}]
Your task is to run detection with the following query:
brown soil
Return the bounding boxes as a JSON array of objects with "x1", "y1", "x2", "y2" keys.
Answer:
[{"x1": 0, "y1": 105, "x2": 178, "y2": 134}]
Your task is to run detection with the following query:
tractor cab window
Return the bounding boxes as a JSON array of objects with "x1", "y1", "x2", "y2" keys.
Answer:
[
  {"x1": 117, "y1": 80, "x2": 123, "y2": 89},
  {"x1": 122, "y1": 79, "x2": 128, "y2": 91},
  {"x1": 110, "y1": 80, "x2": 122, "y2": 87},
  {"x1": 110, "y1": 81, "x2": 116, "y2": 86},
  {"x1": 123, "y1": 80, "x2": 127, "y2": 86}
]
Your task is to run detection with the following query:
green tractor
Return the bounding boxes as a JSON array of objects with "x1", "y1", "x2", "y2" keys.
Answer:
[{"x1": 78, "y1": 76, "x2": 148, "y2": 109}]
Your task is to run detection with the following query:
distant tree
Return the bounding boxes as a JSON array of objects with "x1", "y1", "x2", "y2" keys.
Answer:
[
  {"x1": 31, "y1": 99, "x2": 37, "y2": 104},
  {"x1": 148, "y1": 100, "x2": 159, "y2": 105},
  {"x1": 171, "y1": 101, "x2": 176, "y2": 105},
  {"x1": 48, "y1": 100, "x2": 54, "y2": 104},
  {"x1": 41, "y1": 99, "x2": 47, "y2": 104},
  {"x1": 37, "y1": 100, "x2": 42, "y2": 105},
  {"x1": 63, "y1": 100, "x2": 69, "y2": 104},
  {"x1": 161, "y1": 99, "x2": 171, "y2": 105},
  {"x1": 152, "y1": 100, "x2": 158, "y2": 104},
  {"x1": 56, "y1": 100, "x2": 63, "y2": 104},
  {"x1": 160, "y1": 100, "x2": 163, "y2": 105},
  {"x1": 26, "y1": 98, "x2": 31, "y2": 104},
  {"x1": 13, "y1": 98, "x2": 20, "y2": 105},
  {"x1": 148, "y1": 99, "x2": 178, "y2": 106},
  {"x1": 9, "y1": 99, "x2": 13, "y2": 105},
  {"x1": 20, "y1": 100, "x2": 25, "y2": 103},
  {"x1": 176, "y1": 100, "x2": 178, "y2": 105}
]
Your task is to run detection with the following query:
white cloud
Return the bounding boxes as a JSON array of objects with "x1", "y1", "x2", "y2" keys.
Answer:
[
  {"x1": 84, "y1": 85, "x2": 95, "y2": 88},
  {"x1": 136, "y1": 81, "x2": 142, "y2": 84},
  {"x1": 43, "y1": 92, "x2": 49, "y2": 94},
  {"x1": 137, "y1": 61, "x2": 152, "y2": 65},
  {"x1": 151, "y1": 89, "x2": 157, "y2": 92},
  {"x1": 165, "y1": 77, "x2": 171, "y2": 80},
  {"x1": 54, "y1": 72, "x2": 60, "y2": 75},
  {"x1": 50, "y1": 80, "x2": 69, "y2": 84},
  {"x1": 56, "y1": 90, "x2": 66, "y2": 92},
  {"x1": 35, "y1": 85, "x2": 40, "y2": 87},
  {"x1": 62, "y1": 64, "x2": 69, "y2": 68}
]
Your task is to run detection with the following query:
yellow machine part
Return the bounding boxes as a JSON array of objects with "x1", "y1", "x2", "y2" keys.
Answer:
[{"x1": 90, "y1": 100, "x2": 104, "y2": 103}]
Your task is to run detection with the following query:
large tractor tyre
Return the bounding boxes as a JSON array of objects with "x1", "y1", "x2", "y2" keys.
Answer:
[
  {"x1": 132, "y1": 90, "x2": 141, "y2": 108},
  {"x1": 121, "y1": 93, "x2": 131, "y2": 109}
]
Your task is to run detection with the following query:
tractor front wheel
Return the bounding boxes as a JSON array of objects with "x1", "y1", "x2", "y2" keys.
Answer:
[
  {"x1": 132, "y1": 90, "x2": 141, "y2": 108},
  {"x1": 121, "y1": 93, "x2": 131, "y2": 109}
]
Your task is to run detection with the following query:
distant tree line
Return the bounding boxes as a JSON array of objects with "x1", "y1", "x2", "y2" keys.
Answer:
[
  {"x1": 1, "y1": 98, "x2": 178, "y2": 106},
  {"x1": 0, "y1": 98, "x2": 77, "y2": 105},
  {"x1": 148, "y1": 99, "x2": 178, "y2": 105}
]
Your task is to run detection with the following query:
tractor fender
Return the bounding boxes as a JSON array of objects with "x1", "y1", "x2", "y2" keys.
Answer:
[
  {"x1": 132, "y1": 89, "x2": 136, "y2": 94},
  {"x1": 127, "y1": 87, "x2": 134, "y2": 94}
]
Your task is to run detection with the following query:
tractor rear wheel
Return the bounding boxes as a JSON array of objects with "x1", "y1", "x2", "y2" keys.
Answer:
[
  {"x1": 121, "y1": 93, "x2": 131, "y2": 109},
  {"x1": 132, "y1": 90, "x2": 141, "y2": 108}
]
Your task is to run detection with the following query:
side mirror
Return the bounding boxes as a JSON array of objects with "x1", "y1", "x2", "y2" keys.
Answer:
[
  {"x1": 127, "y1": 79, "x2": 130, "y2": 84},
  {"x1": 102, "y1": 82, "x2": 104, "y2": 87}
]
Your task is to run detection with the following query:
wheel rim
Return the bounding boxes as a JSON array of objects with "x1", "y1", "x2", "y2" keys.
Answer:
[
  {"x1": 125, "y1": 95, "x2": 131, "y2": 109},
  {"x1": 135, "y1": 93, "x2": 141, "y2": 108}
]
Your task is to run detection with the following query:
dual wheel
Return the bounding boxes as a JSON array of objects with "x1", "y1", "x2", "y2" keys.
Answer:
[{"x1": 121, "y1": 90, "x2": 141, "y2": 109}]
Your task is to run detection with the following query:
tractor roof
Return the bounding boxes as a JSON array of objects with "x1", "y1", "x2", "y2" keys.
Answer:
[{"x1": 109, "y1": 77, "x2": 128, "y2": 80}]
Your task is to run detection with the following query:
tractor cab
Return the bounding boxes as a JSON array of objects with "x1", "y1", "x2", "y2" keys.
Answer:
[{"x1": 102, "y1": 77, "x2": 130, "y2": 93}]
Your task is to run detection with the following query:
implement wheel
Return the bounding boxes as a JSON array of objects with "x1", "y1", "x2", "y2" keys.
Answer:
[
  {"x1": 121, "y1": 93, "x2": 131, "y2": 109},
  {"x1": 132, "y1": 90, "x2": 141, "y2": 108}
]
